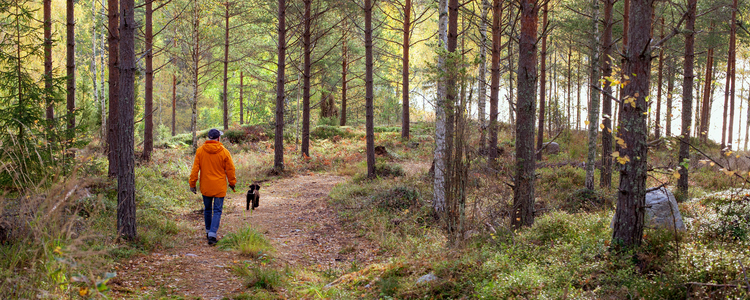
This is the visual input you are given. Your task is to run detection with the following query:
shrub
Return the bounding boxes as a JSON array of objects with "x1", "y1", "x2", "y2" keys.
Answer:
[
  {"x1": 310, "y1": 125, "x2": 354, "y2": 140},
  {"x1": 374, "y1": 186, "x2": 422, "y2": 212}
]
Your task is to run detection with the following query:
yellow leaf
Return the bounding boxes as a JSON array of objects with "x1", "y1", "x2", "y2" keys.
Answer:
[
  {"x1": 53, "y1": 246, "x2": 62, "y2": 255},
  {"x1": 617, "y1": 155, "x2": 630, "y2": 165},
  {"x1": 737, "y1": 155, "x2": 741, "y2": 158},
  {"x1": 616, "y1": 137, "x2": 627, "y2": 149},
  {"x1": 585, "y1": 120, "x2": 590, "y2": 125},
  {"x1": 607, "y1": 127, "x2": 612, "y2": 133},
  {"x1": 600, "y1": 123, "x2": 605, "y2": 130},
  {"x1": 79, "y1": 287, "x2": 89, "y2": 296},
  {"x1": 726, "y1": 151, "x2": 733, "y2": 157},
  {"x1": 710, "y1": 162, "x2": 715, "y2": 166},
  {"x1": 673, "y1": 171, "x2": 681, "y2": 179},
  {"x1": 643, "y1": 112, "x2": 648, "y2": 115},
  {"x1": 611, "y1": 151, "x2": 620, "y2": 157}
]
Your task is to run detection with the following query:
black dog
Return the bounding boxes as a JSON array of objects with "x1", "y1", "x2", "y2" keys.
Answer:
[{"x1": 246, "y1": 183, "x2": 260, "y2": 210}]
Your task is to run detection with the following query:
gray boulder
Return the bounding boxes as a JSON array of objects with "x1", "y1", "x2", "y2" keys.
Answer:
[
  {"x1": 610, "y1": 187, "x2": 686, "y2": 231},
  {"x1": 543, "y1": 142, "x2": 560, "y2": 155}
]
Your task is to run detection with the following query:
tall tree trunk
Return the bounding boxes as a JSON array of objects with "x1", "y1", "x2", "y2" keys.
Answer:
[
  {"x1": 434, "y1": 0, "x2": 449, "y2": 213},
  {"x1": 677, "y1": 0, "x2": 696, "y2": 199},
  {"x1": 171, "y1": 74, "x2": 176, "y2": 136},
  {"x1": 666, "y1": 59, "x2": 673, "y2": 137},
  {"x1": 222, "y1": 2, "x2": 231, "y2": 131},
  {"x1": 745, "y1": 77, "x2": 750, "y2": 151},
  {"x1": 512, "y1": 0, "x2": 538, "y2": 229},
  {"x1": 274, "y1": 0, "x2": 286, "y2": 171},
  {"x1": 478, "y1": 0, "x2": 489, "y2": 149},
  {"x1": 445, "y1": 0, "x2": 460, "y2": 239},
  {"x1": 340, "y1": 31, "x2": 348, "y2": 126},
  {"x1": 142, "y1": 0, "x2": 153, "y2": 161},
  {"x1": 506, "y1": 5, "x2": 515, "y2": 136},
  {"x1": 726, "y1": 0, "x2": 738, "y2": 150},
  {"x1": 190, "y1": 7, "x2": 200, "y2": 152},
  {"x1": 67, "y1": 0, "x2": 76, "y2": 142},
  {"x1": 117, "y1": 0, "x2": 137, "y2": 241},
  {"x1": 536, "y1": 3, "x2": 548, "y2": 161},
  {"x1": 600, "y1": 0, "x2": 614, "y2": 188},
  {"x1": 489, "y1": 0, "x2": 501, "y2": 162},
  {"x1": 365, "y1": 0, "x2": 375, "y2": 178},
  {"x1": 401, "y1": 0, "x2": 411, "y2": 140},
  {"x1": 566, "y1": 45, "x2": 571, "y2": 130},
  {"x1": 577, "y1": 52, "x2": 581, "y2": 131},
  {"x1": 240, "y1": 71, "x2": 244, "y2": 125},
  {"x1": 92, "y1": 0, "x2": 103, "y2": 140},
  {"x1": 612, "y1": 0, "x2": 652, "y2": 249},
  {"x1": 302, "y1": 0, "x2": 311, "y2": 157},
  {"x1": 44, "y1": 0, "x2": 53, "y2": 124},
  {"x1": 585, "y1": 0, "x2": 600, "y2": 190},
  {"x1": 655, "y1": 17, "x2": 664, "y2": 140},
  {"x1": 107, "y1": 0, "x2": 119, "y2": 178},
  {"x1": 700, "y1": 48, "x2": 714, "y2": 144}
]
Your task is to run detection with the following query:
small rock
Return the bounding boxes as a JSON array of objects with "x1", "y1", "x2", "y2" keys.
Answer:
[
  {"x1": 543, "y1": 142, "x2": 560, "y2": 155},
  {"x1": 185, "y1": 253, "x2": 198, "y2": 257},
  {"x1": 416, "y1": 273, "x2": 438, "y2": 284}
]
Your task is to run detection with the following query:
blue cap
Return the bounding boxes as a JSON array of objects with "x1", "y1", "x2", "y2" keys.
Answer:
[{"x1": 208, "y1": 128, "x2": 223, "y2": 140}]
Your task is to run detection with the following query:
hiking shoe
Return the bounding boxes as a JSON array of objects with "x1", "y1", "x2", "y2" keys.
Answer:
[{"x1": 208, "y1": 236, "x2": 217, "y2": 246}]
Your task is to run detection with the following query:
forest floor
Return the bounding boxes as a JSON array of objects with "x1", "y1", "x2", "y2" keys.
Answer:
[{"x1": 108, "y1": 174, "x2": 380, "y2": 299}]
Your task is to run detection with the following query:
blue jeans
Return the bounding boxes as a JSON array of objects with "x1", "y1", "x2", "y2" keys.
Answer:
[{"x1": 202, "y1": 196, "x2": 224, "y2": 238}]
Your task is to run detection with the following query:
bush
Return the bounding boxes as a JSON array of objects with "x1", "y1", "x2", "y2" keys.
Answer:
[
  {"x1": 310, "y1": 125, "x2": 354, "y2": 140},
  {"x1": 374, "y1": 126, "x2": 400, "y2": 133},
  {"x1": 374, "y1": 186, "x2": 422, "y2": 212}
]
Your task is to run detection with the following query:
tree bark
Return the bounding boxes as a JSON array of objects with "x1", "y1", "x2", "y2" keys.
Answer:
[
  {"x1": 108, "y1": 0, "x2": 119, "y2": 178},
  {"x1": 240, "y1": 71, "x2": 244, "y2": 125},
  {"x1": 340, "y1": 28, "x2": 348, "y2": 126},
  {"x1": 434, "y1": 0, "x2": 449, "y2": 213},
  {"x1": 536, "y1": 3, "x2": 548, "y2": 161},
  {"x1": 401, "y1": 0, "x2": 411, "y2": 140},
  {"x1": 67, "y1": 0, "x2": 76, "y2": 141},
  {"x1": 655, "y1": 17, "x2": 664, "y2": 140},
  {"x1": 171, "y1": 74, "x2": 176, "y2": 136},
  {"x1": 302, "y1": 0, "x2": 312, "y2": 157},
  {"x1": 489, "y1": 0, "x2": 501, "y2": 163},
  {"x1": 612, "y1": 0, "x2": 652, "y2": 249},
  {"x1": 478, "y1": 0, "x2": 489, "y2": 150},
  {"x1": 365, "y1": 0, "x2": 375, "y2": 178},
  {"x1": 222, "y1": 2, "x2": 231, "y2": 131},
  {"x1": 677, "y1": 0, "x2": 696, "y2": 199},
  {"x1": 666, "y1": 58, "x2": 673, "y2": 137},
  {"x1": 585, "y1": 0, "x2": 600, "y2": 190},
  {"x1": 600, "y1": 0, "x2": 614, "y2": 188},
  {"x1": 577, "y1": 52, "x2": 581, "y2": 131},
  {"x1": 700, "y1": 48, "x2": 713, "y2": 144},
  {"x1": 117, "y1": 0, "x2": 137, "y2": 241},
  {"x1": 726, "y1": 0, "x2": 738, "y2": 149},
  {"x1": 512, "y1": 0, "x2": 538, "y2": 229},
  {"x1": 44, "y1": 0, "x2": 53, "y2": 124},
  {"x1": 142, "y1": 0, "x2": 153, "y2": 161},
  {"x1": 274, "y1": 0, "x2": 286, "y2": 171}
]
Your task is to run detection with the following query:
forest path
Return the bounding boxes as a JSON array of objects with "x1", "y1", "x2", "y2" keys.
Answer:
[{"x1": 110, "y1": 174, "x2": 378, "y2": 299}]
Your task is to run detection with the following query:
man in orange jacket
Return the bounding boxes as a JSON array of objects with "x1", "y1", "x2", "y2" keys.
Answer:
[{"x1": 189, "y1": 128, "x2": 237, "y2": 246}]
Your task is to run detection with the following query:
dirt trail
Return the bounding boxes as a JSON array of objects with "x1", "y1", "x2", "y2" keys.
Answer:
[{"x1": 110, "y1": 174, "x2": 378, "y2": 299}]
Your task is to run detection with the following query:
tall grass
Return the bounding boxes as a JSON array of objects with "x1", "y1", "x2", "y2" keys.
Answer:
[{"x1": 218, "y1": 225, "x2": 274, "y2": 258}]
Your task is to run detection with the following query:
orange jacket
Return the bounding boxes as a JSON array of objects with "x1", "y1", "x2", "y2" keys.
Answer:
[{"x1": 189, "y1": 140, "x2": 237, "y2": 197}]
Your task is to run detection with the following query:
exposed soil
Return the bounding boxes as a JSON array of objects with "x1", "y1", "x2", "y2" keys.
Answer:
[{"x1": 109, "y1": 174, "x2": 378, "y2": 299}]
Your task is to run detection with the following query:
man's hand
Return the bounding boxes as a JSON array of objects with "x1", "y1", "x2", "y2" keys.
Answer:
[
  {"x1": 190, "y1": 186, "x2": 197, "y2": 194},
  {"x1": 229, "y1": 185, "x2": 235, "y2": 192}
]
